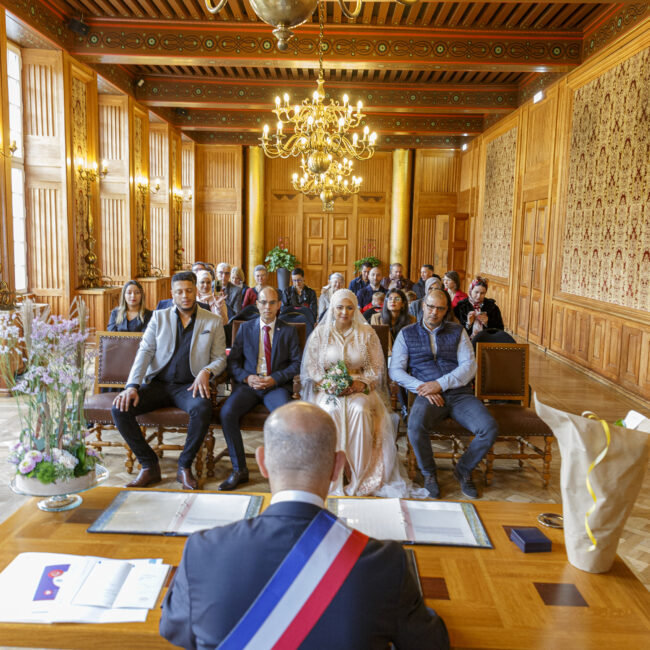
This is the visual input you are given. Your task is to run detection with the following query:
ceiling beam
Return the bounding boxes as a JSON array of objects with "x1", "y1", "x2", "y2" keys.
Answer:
[
  {"x1": 152, "y1": 106, "x2": 485, "y2": 134},
  {"x1": 69, "y1": 20, "x2": 582, "y2": 72},
  {"x1": 135, "y1": 77, "x2": 519, "y2": 113}
]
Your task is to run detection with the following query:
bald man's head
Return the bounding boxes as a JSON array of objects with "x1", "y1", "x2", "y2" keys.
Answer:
[{"x1": 261, "y1": 402, "x2": 338, "y2": 491}]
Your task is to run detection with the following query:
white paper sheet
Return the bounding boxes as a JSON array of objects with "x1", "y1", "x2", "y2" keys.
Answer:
[
  {"x1": 404, "y1": 501, "x2": 478, "y2": 545},
  {"x1": 333, "y1": 498, "x2": 407, "y2": 541}
]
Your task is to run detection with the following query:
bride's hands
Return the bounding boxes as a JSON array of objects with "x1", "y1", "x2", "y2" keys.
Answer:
[{"x1": 342, "y1": 380, "x2": 367, "y2": 396}]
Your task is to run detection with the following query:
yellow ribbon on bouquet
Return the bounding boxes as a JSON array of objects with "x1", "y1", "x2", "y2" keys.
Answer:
[{"x1": 581, "y1": 411, "x2": 612, "y2": 551}]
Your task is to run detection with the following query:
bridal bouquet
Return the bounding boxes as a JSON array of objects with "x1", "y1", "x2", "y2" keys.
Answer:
[{"x1": 319, "y1": 361, "x2": 353, "y2": 404}]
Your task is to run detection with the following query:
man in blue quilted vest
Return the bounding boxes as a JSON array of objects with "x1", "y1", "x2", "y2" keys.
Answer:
[{"x1": 389, "y1": 288, "x2": 498, "y2": 499}]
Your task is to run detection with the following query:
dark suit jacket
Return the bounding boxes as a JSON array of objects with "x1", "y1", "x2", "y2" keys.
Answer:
[
  {"x1": 106, "y1": 307, "x2": 152, "y2": 332},
  {"x1": 227, "y1": 317, "x2": 302, "y2": 391},
  {"x1": 281, "y1": 285, "x2": 318, "y2": 319},
  {"x1": 160, "y1": 501, "x2": 449, "y2": 650},
  {"x1": 156, "y1": 298, "x2": 211, "y2": 311}
]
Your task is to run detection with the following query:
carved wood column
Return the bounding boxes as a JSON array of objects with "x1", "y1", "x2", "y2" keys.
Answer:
[
  {"x1": 246, "y1": 146, "x2": 265, "y2": 281},
  {"x1": 389, "y1": 149, "x2": 412, "y2": 269}
]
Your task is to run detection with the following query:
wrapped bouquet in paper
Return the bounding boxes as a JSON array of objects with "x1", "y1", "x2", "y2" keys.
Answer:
[{"x1": 534, "y1": 395, "x2": 650, "y2": 573}]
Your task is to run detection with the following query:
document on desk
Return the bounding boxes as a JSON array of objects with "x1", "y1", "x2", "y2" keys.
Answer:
[
  {"x1": 0, "y1": 552, "x2": 170, "y2": 624},
  {"x1": 88, "y1": 489, "x2": 264, "y2": 536},
  {"x1": 327, "y1": 499, "x2": 492, "y2": 548}
]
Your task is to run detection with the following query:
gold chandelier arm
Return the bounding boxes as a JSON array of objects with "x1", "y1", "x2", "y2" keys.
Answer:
[
  {"x1": 204, "y1": 0, "x2": 228, "y2": 14},
  {"x1": 395, "y1": 0, "x2": 420, "y2": 5},
  {"x1": 335, "y1": 0, "x2": 362, "y2": 20}
]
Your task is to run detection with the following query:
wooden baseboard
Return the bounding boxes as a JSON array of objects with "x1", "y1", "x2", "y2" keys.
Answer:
[{"x1": 514, "y1": 334, "x2": 650, "y2": 412}]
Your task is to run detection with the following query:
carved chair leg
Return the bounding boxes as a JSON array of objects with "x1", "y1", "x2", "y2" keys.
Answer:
[
  {"x1": 485, "y1": 445, "x2": 495, "y2": 486},
  {"x1": 205, "y1": 429, "x2": 216, "y2": 478},
  {"x1": 156, "y1": 427, "x2": 164, "y2": 458},
  {"x1": 407, "y1": 440, "x2": 417, "y2": 480},
  {"x1": 125, "y1": 430, "x2": 138, "y2": 474},
  {"x1": 195, "y1": 444, "x2": 204, "y2": 479},
  {"x1": 518, "y1": 438, "x2": 525, "y2": 468}
]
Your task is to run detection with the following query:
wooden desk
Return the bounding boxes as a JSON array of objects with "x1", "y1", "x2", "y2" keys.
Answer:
[{"x1": 0, "y1": 487, "x2": 648, "y2": 649}]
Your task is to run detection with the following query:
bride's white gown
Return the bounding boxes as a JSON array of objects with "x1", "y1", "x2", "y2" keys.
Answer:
[{"x1": 301, "y1": 322, "x2": 426, "y2": 498}]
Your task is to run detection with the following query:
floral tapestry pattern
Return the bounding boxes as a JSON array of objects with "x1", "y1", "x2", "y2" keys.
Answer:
[
  {"x1": 480, "y1": 127, "x2": 518, "y2": 279},
  {"x1": 71, "y1": 77, "x2": 88, "y2": 285},
  {"x1": 561, "y1": 47, "x2": 650, "y2": 311}
]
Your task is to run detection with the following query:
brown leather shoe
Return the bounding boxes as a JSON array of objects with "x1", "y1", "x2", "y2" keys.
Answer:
[
  {"x1": 126, "y1": 466, "x2": 161, "y2": 488},
  {"x1": 176, "y1": 467, "x2": 198, "y2": 490}
]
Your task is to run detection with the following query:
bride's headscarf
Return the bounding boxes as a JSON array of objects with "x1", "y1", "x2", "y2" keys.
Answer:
[{"x1": 300, "y1": 288, "x2": 390, "y2": 406}]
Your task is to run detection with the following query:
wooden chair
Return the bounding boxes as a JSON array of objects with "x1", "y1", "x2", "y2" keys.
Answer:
[
  {"x1": 84, "y1": 331, "x2": 215, "y2": 479},
  {"x1": 370, "y1": 322, "x2": 400, "y2": 412},
  {"x1": 406, "y1": 341, "x2": 554, "y2": 487},
  {"x1": 475, "y1": 342, "x2": 554, "y2": 487},
  {"x1": 207, "y1": 320, "x2": 306, "y2": 476}
]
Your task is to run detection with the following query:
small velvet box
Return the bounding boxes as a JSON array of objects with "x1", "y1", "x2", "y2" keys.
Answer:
[{"x1": 509, "y1": 526, "x2": 552, "y2": 553}]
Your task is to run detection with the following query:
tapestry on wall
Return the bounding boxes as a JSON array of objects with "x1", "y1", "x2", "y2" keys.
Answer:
[
  {"x1": 561, "y1": 46, "x2": 650, "y2": 311},
  {"x1": 480, "y1": 127, "x2": 518, "y2": 279}
]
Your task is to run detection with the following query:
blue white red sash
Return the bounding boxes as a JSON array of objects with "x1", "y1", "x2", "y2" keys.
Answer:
[{"x1": 217, "y1": 509, "x2": 368, "y2": 650}]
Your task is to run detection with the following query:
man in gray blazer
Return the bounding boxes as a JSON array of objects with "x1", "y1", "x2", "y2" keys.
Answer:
[{"x1": 111, "y1": 271, "x2": 227, "y2": 490}]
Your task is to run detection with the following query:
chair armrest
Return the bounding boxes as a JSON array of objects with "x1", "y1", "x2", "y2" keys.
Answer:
[{"x1": 292, "y1": 375, "x2": 302, "y2": 399}]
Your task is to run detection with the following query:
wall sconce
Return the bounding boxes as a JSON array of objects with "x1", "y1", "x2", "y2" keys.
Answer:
[
  {"x1": 183, "y1": 189, "x2": 193, "y2": 202},
  {"x1": 0, "y1": 141, "x2": 18, "y2": 159},
  {"x1": 171, "y1": 188, "x2": 184, "y2": 272},
  {"x1": 135, "y1": 176, "x2": 152, "y2": 277},
  {"x1": 150, "y1": 178, "x2": 161, "y2": 194},
  {"x1": 76, "y1": 158, "x2": 108, "y2": 288}
]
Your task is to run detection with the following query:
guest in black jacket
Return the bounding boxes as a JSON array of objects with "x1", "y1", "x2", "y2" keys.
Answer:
[
  {"x1": 454, "y1": 276, "x2": 504, "y2": 340},
  {"x1": 107, "y1": 280, "x2": 152, "y2": 332},
  {"x1": 281, "y1": 267, "x2": 318, "y2": 319}
]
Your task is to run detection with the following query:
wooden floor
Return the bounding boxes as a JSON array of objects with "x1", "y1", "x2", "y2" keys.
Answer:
[{"x1": 0, "y1": 344, "x2": 648, "y2": 594}]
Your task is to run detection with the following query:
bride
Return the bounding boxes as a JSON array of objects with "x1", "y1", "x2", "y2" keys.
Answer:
[{"x1": 301, "y1": 288, "x2": 425, "y2": 497}]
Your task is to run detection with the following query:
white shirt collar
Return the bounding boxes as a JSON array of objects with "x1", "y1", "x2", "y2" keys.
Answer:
[
  {"x1": 270, "y1": 489, "x2": 325, "y2": 509},
  {"x1": 260, "y1": 318, "x2": 277, "y2": 332}
]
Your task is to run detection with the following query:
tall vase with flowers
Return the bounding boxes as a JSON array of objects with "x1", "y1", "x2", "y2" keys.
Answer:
[{"x1": 0, "y1": 299, "x2": 106, "y2": 511}]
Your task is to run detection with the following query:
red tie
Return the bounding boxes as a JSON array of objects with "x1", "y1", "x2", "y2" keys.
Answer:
[{"x1": 263, "y1": 325, "x2": 272, "y2": 376}]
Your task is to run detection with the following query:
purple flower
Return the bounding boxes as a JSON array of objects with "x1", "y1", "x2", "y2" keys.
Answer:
[
  {"x1": 24, "y1": 449, "x2": 43, "y2": 463},
  {"x1": 18, "y1": 457, "x2": 36, "y2": 474}
]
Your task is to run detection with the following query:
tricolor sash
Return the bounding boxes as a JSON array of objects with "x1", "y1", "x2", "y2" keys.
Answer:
[{"x1": 217, "y1": 508, "x2": 368, "y2": 650}]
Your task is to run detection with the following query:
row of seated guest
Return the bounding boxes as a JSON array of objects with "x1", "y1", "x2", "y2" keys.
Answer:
[
  {"x1": 109, "y1": 269, "x2": 499, "y2": 500},
  {"x1": 454, "y1": 275, "x2": 504, "y2": 340},
  {"x1": 107, "y1": 280, "x2": 153, "y2": 332}
]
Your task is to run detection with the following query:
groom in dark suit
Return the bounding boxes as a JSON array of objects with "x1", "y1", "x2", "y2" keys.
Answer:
[
  {"x1": 160, "y1": 401, "x2": 449, "y2": 649},
  {"x1": 218, "y1": 286, "x2": 302, "y2": 491}
]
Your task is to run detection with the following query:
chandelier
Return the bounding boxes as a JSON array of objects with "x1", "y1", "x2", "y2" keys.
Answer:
[
  {"x1": 205, "y1": 0, "x2": 419, "y2": 51},
  {"x1": 292, "y1": 155, "x2": 362, "y2": 211},
  {"x1": 260, "y1": 0, "x2": 376, "y2": 210}
]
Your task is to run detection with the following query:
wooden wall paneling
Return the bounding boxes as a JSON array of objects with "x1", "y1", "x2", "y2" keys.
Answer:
[
  {"x1": 129, "y1": 101, "x2": 149, "y2": 279},
  {"x1": 303, "y1": 208, "x2": 328, "y2": 291},
  {"x1": 169, "y1": 128, "x2": 182, "y2": 270},
  {"x1": 138, "y1": 276, "x2": 171, "y2": 311},
  {"x1": 603, "y1": 319, "x2": 623, "y2": 381},
  {"x1": 181, "y1": 140, "x2": 195, "y2": 265},
  {"x1": 149, "y1": 122, "x2": 170, "y2": 276},
  {"x1": 76, "y1": 286, "x2": 120, "y2": 332},
  {"x1": 65, "y1": 56, "x2": 99, "y2": 292},
  {"x1": 410, "y1": 150, "x2": 459, "y2": 280},
  {"x1": 354, "y1": 152, "x2": 391, "y2": 275},
  {"x1": 265, "y1": 157, "x2": 303, "y2": 285},
  {"x1": 619, "y1": 324, "x2": 643, "y2": 392},
  {"x1": 0, "y1": 14, "x2": 14, "y2": 294},
  {"x1": 637, "y1": 331, "x2": 650, "y2": 399},
  {"x1": 98, "y1": 95, "x2": 130, "y2": 285},
  {"x1": 22, "y1": 49, "x2": 70, "y2": 316},
  {"x1": 195, "y1": 145, "x2": 242, "y2": 267}
]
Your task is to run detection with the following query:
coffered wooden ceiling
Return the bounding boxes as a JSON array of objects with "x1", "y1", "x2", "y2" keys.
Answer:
[{"x1": 4, "y1": 0, "x2": 649, "y2": 148}]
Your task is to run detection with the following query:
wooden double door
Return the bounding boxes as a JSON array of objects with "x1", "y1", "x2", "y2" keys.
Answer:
[
  {"x1": 516, "y1": 199, "x2": 550, "y2": 344},
  {"x1": 302, "y1": 206, "x2": 357, "y2": 291}
]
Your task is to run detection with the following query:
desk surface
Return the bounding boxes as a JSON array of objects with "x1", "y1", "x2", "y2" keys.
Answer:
[{"x1": 0, "y1": 487, "x2": 648, "y2": 650}]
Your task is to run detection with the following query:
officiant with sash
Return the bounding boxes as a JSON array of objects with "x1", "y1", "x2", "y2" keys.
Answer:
[{"x1": 160, "y1": 401, "x2": 449, "y2": 650}]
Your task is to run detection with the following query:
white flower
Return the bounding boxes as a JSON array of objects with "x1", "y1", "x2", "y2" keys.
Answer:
[{"x1": 59, "y1": 450, "x2": 79, "y2": 470}]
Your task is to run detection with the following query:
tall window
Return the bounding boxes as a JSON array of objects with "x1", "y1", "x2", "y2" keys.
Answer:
[{"x1": 7, "y1": 44, "x2": 26, "y2": 292}]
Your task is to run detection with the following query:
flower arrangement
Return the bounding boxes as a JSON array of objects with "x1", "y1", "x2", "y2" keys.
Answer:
[
  {"x1": 0, "y1": 299, "x2": 102, "y2": 486},
  {"x1": 265, "y1": 237, "x2": 300, "y2": 272},
  {"x1": 354, "y1": 242, "x2": 381, "y2": 272},
  {"x1": 318, "y1": 360, "x2": 353, "y2": 404}
]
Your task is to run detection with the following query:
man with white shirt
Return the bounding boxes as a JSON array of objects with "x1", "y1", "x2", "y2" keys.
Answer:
[
  {"x1": 390, "y1": 289, "x2": 498, "y2": 499},
  {"x1": 160, "y1": 401, "x2": 449, "y2": 650},
  {"x1": 218, "y1": 286, "x2": 302, "y2": 491}
]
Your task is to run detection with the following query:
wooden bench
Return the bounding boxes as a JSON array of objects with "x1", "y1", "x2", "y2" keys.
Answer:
[
  {"x1": 406, "y1": 342, "x2": 554, "y2": 487},
  {"x1": 84, "y1": 331, "x2": 217, "y2": 480}
]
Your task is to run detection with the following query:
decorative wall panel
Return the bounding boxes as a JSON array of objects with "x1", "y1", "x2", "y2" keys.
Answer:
[
  {"x1": 71, "y1": 76, "x2": 88, "y2": 286},
  {"x1": 149, "y1": 124, "x2": 170, "y2": 275},
  {"x1": 99, "y1": 197, "x2": 128, "y2": 282},
  {"x1": 27, "y1": 186, "x2": 62, "y2": 289},
  {"x1": 150, "y1": 206, "x2": 168, "y2": 275},
  {"x1": 560, "y1": 47, "x2": 650, "y2": 312},
  {"x1": 480, "y1": 127, "x2": 518, "y2": 279}
]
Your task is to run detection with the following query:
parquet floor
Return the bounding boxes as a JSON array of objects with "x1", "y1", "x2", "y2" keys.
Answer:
[{"x1": 0, "y1": 345, "x2": 648, "y2": 593}]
